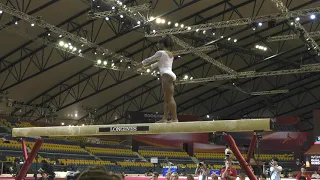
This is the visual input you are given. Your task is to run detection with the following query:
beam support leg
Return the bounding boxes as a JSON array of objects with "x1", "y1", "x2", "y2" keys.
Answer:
[
  {"x1": 246, "y1": 133, "x2": 257, "y2": 163},
  {"x1": 21, "y1": 138, "x2": 28, "y2": 161},
  {"x1": 223, "y1": 133, "x2": 257, "y2": 180},
  {"x1": 16, "y1": 139, "x2": 43, "y2": 180}
]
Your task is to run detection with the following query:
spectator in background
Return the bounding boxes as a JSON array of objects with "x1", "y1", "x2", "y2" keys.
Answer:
[
  {"x1": 239, "y1": 173, "x2": 246, "y2": 180},
  {"x1": 186, "y1": 174, "x2": 194, "y2": 180},
  {"x1": 296, "y1": 167, "x2": 311, "y2": 180},
  {"x1": 221, "y1": 159, "x2": 237, "y2": 180},
  {"x1": 195, "y1": 161, "x2": 209, "y2": 180},
  {"x1": 211, "y1": 174, "x2": 218, "y2": 180},
  {"x1": 225, "y1": 145, "x2": 233, "y2": 159},
  {"x1": 171, "y1": 172, "x2": 179, "y2": 180},
  {"x1": 270, "y1": 157, "x2": 282, "y2": 180},
  {"x1": 152, "y1": 172, "x2": 159, "y2": 180},
  {"x1": 77, "y1": 166, "x2": 123, "y2": 180},
  {"x1": 260, "y1": 174, "x2": 266, "y2": 180},
  {"x1": 311, "y1": 171, "x2": 320, "y2": 179}
]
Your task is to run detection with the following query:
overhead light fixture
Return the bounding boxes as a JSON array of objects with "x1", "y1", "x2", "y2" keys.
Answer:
[
  {"x1": 295, "y1": 17, "x2": 300, "y2": 21},
  {"x1": 310, "y1": 14, "x2": 316, "y2": 20},
  {"x1": 258, "y1": 22, "x2": 263, "y2": 26},
  {"x1": 167, "y1": 21, "x2": 171, "y2": 25},
  {"x1": 105, "y1": 17, "x2": 109, "y2": 21},
  {"x1": 97, "y1": 60, "x2": 102, "y2": 64},
  {"x1": 174, "y1": 23, "x2": 179, "y2": 27}
]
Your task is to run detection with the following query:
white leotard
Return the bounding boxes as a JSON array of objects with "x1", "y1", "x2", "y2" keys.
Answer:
[{"x1": 142, "y1": 50, "x2": 176, "y2": 81}]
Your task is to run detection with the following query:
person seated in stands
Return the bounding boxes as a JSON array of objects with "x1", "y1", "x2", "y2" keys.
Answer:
[
  {"x1": 311, "y1": 171, "x2": 320, "y2": 179},
  {"x1": 225, "y1": 145, "x2": 233, "y2": 159},
  {"x1": 165, "y1": 171, "x2": 171, "y2": 180},
  {"x1": 239, "y1": 173, "x2": 246, "y2": 180},
  {"x1": 195, "y1": 161, "x2": 209, "y2": 180},
  {"x1": 77, "y1": 166, "x2": 123, "y2": 180},
  {"x1": 152, "y1": 172, "x2": 159, "y2": 180},
  {"x1": 221, "y1": 158, "x2": 237, "y2": 180},
  {"x1": 186, "y1": 174, "x2": 194, "y2": 180},
  {"x1": 39, "y1": 170, "x2": 51, "y2": 180},
  {"x1": 171, "y1": 172, "x2": 179, "y2": 180},
  {"x1": 211, "y1": 174, "x2": 218, "y2": 180},
  {"x1": 260, "y1": 174, "x2": 267, "y2": 180},
  {"x1": 296, "y1": 166, "x2": 311, "y2": 180},
  {"x1": 288, "y1": 172, "x2": 295, "y2": 178}
]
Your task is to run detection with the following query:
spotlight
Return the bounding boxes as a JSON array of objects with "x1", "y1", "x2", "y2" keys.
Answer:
[
  {"x1": 310, "y1": 14, "x2": 316, "y2": 19},
  {"x1": 212, "y1": 32, "x2": 215, "y2": 36},
  {"x1": 234, "y1": 39, "x2": 237, "y2": 42},
  {"x1": 161, "y1": 19, "x2": 165, "y2": 24},
  {"x1": 31, "y1": 23, "x2": 35, "y2": 27},
  {"x1": 59, "y1": 35, "x2": 62, "y2": 37},
  {"x1": 220, "y1": 36, "x2": 224, "y2": 38},
  {"x1": 120, "y1": 15, "x2": 123, "y2": 18},
  {"x1": 290, "y1": 22, "x2": 294, "y2": 26},
  {"x1": 15, "y1": 21, "x2": 18, "y2": 25},
  {"x1": 187, "y1": 27, "x2": 191, "y2": 30},
  {"x1": 59, "y1": 41, "x2": 64, "y2": 46},
  {"x1": 183, "y1": 75, "x2": 188, "y2": 80},
  {"x1": 295, "y1": 17, "x2": 300, "y2": 21},
  {"x1": 203, "y1": 30, "x2": 206, "y2": 34},
  {"x1": 61, "y1": 122, "x2": 64, "y2": 126},
  {"x1": 206, "y1": 115, "x2": 210, "y2": 118},
  {"x1": 228, "y1": 38, "x2": 231, "y2": 41},
  {"x1": 111, "y1": 63, "x2": 114, "y2": 66},
  {"x1": 196, "y1": 29, "x2": 199, "y2": 32},
  {"x1": 152, "y1": 29, "x2": 156, "y2": 33},
  {"x1": 97, "y1": 60, "x2": 102, "y2": 64},
  {"x1": 258, "y1": 22, "x2": 263, "y2": 26},
  {"x1": 103, "y1": 61, "x2": 107, "y2": 65},
  {"x1": 180, "y1": 24, "x2": 184, "y2": 28},
  {"x1": 149, "y1": 16, "x2": 155, "y2": 21},
  {"x1": 82, "y1": 124, "x2": 85, "y2": 126},
  {"x1": 168, "y1": 21, "x2": 171, "y2": 25},
  {"x1": 137, "y1": 21, "x2": 141, "y2": 25},
  {"x1": 0, "y1": 10, "x2": 2, "y2": 14},
  {"x1": 69, "y1": 46, "x2": 73, "y2": 50},
  {"x1": 78, "y1": 49, "x2": 82, "y2": 53},
  {"x1": 112, "y1": 6, "x2": 115, "y2": 10},
  {"x1": 72, "y1": 47, "x2": 77, "y2": 51},
  {"x1": 105, "y1": 17, "x2": 109, "y2": 21},
  {"x1": 146, "y1": 69, "x2": 150, "y2": 73},
  {"x1": 156, "y1": 18, "x2": 161, "y2": 23},
  {"x1": 174, "y1": 23, "x2": 179, "y2": 27},
  {"x1": 64, "y1": 44, "x2": 68, "y2": 48},
  {"x1": 47, "y1": 33, "x2": 51, "y2": 36}
]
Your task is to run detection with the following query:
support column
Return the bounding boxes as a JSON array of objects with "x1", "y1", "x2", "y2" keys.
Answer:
[
  {"x1": 246, "y1": 133, "x2": 257, "y2": 163},
  {"x1": 21, "y1": 138, "x2": 28, "y2": 161},
  {"x1": 16, "y1": 139, "x2": 43, "y2": 180},
  {"x1": 223, "y1": 133, "x2": 257, "y2": 180}
]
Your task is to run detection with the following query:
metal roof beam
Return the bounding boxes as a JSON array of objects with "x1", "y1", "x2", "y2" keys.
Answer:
[{"x1": 145, "y1": 7, "x2": 320, "y2": 37}]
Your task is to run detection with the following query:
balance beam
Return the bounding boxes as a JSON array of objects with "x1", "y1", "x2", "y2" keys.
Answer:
[{"x1": 12, "y1": 119, "x2": 272, "y2": 137}]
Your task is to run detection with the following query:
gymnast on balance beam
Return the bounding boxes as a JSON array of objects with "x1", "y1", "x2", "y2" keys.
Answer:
[{"x1": 136, "y1": 36, "x2": 178, "y2": 123}]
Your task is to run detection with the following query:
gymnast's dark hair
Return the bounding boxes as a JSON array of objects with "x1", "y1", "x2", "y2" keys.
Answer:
[
  {"x1": 77, "y1": 166, "x2": 123, "y2": 180},
  {"x1": 159, "y1": 35, "x2": 173, "y2": 49}
]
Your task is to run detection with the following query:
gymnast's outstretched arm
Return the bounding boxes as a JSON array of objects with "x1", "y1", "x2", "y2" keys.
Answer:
[{"x1": 142, "y1": 51, "x2": 162, "y2": 66}]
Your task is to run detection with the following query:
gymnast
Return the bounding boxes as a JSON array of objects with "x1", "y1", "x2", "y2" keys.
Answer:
[{"x1": 136, "y1": 36, "x2": 178, "y2": 123}]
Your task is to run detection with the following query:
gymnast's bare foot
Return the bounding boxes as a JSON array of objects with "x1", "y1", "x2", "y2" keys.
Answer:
[
  {"x1": 168, "y1": 119, "x2": 179, "y2": 123},
  {"x1": 155, "y1": 119, "x2": 168, "y2": 123}
]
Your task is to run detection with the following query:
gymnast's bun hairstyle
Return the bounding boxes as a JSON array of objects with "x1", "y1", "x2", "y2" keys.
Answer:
[{"x1": 159, "y1": 35, "x2": 173, "y2": 49}]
